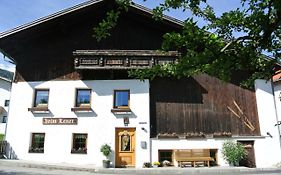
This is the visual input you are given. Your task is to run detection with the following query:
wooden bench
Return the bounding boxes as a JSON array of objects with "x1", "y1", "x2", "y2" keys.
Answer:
[{"x1": 175, "y1": 149, "x2": 214, "y2": 167}]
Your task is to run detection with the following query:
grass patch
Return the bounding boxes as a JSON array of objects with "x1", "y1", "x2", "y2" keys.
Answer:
[{"x1": 0, "y1": 134, "x2": 4, "y2": 141}]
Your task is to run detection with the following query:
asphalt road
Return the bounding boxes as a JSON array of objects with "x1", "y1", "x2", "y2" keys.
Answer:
[
  {"x1": 0, "y1": 164, "x2": 280, "y2": 175},
  {"x1": 0, "y1": 163, "x2": 281, "y2": 175}
]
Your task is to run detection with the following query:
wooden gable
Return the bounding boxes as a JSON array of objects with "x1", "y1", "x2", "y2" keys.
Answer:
[{"x1": 0, "y1": 0, "x2": 181, "y2": 82}]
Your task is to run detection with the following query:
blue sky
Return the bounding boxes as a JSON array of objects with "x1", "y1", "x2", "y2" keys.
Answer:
[{"x1": 0, "y1": 0, "x2": 242, "y2": 71}]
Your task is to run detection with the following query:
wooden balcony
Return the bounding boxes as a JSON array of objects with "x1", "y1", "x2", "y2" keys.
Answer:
[{"x1": 73, "y1": 50, "x2": 179, "y2": 70}]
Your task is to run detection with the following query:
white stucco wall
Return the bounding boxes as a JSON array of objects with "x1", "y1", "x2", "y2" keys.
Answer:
[
  {"x1": 0, "y1": 78, "x2": 11, "y2": 135},
  {"x1": 254, "y1": 79, "x2": 281, "y2": 167},
  {"x1": 5, "y1": 79, "x2": 150, "y2": 167}
]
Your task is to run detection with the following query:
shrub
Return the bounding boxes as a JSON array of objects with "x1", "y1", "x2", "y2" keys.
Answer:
[
  {"x1": 222, "y1": 140, "x2": 247, "y2": 166},
  {"x1": 100, "y1": 144, "x2": 112, "y2": 158},
  {"x1": 0, "y1": 134, "x2": 4, "y2": 141}
]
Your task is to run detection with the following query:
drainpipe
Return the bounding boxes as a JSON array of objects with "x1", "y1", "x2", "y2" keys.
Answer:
[{"x1": 270, "y1": 78, "x2": 281, "y2": 149}]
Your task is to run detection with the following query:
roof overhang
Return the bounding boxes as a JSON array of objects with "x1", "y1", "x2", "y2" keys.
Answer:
[{"x1": 0, "y1": 0, "x2": 183, "y2": 39}]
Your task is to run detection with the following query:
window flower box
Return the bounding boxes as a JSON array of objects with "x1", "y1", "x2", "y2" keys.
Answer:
[
  {"x1": 71, "y1": 148, "x2": 87, "y2": 154},
  {"x1": 29, "y1": 147, "x2": 44, "y2": 153}
]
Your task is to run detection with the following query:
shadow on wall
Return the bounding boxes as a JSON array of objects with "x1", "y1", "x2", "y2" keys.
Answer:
[
  {"x1": 109, "y1": 149, "x2": 115, "y2": 168},
  {"x1": 255, "y1": 79, "x2": 273, "y2": 95},
  {"x1": 150, "y1": 77, "x2": 208, "y2": 103},
  {"x1": 112, "y1": 111, "x2": 137, "y2": 119},
  {"x1": 93, "y1": 80, "x2": 149, "y2": 96},
  {"x1": 73, "y1": 110, "x2": 98, "y2": 117}
]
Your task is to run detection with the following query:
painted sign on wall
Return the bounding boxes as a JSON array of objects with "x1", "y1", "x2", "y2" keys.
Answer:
[{"x1": 42, "y1": 118, "x2": 78, "y2": 125}]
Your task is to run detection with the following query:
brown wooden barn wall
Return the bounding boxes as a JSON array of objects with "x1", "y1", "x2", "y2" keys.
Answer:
[{"x1": 150, "y1": 75, "x2": 260, "y2": 137}]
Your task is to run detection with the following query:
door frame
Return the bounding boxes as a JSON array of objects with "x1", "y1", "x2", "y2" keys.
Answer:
[
  {"x1": 115, "y1": 127, "x2": 136, "y2": 167},
  {"x1": 238, "y1": 140, "x2": 256, "y2": 168}
]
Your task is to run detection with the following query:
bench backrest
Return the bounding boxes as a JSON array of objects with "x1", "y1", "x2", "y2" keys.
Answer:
[{"x1": 175, "y1": 149, "x2": 210, "y2": 160}]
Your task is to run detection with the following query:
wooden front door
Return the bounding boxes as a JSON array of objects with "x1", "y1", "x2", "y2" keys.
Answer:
[
  {"x1": 115, "y1": 128, "x2": 136, "y2": 167},
  {"x1": 238, "y1": 141, "x2": 256, "y2": 168}
]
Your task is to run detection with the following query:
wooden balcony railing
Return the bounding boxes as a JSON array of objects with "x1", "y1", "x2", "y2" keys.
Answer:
[{"x1": 73, "y1": 50, "x2": 179, "y2": 70}]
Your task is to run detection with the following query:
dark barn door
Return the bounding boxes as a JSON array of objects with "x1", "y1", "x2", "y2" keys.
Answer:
[{"x1": 238, "y1": 141, "x2": 256, "y2": 168}]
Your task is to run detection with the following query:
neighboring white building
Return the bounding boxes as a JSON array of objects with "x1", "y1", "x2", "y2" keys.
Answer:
[
  {"x1": 0, "y1": 74, "x2": 12, "y2": 136},
  {"x1": 254, "y1": 77, "x2": 281, "y2": 167}
]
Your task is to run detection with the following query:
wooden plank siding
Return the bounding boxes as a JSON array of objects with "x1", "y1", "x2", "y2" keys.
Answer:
[{"x1": 150, "y1": 75, "x2": 260, "y2": 138}]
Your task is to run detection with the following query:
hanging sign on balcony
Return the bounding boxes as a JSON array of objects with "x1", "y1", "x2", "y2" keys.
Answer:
[{"x1": 43, "y1": 118, "x2": 78, "y2": 125}]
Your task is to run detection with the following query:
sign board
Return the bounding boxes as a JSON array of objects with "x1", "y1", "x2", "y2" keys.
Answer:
[{"x1": 43, "y1": 118, "x2": 78, "y2": 125}]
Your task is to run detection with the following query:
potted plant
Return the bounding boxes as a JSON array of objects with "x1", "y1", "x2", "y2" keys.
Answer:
[
  {"x1": 221, "y1": 140, "x2": 247, "y2": 166},
  {"x1": 162, "y1": 160, "x2": 171, "y2": 167},
  {"x1": 153, "y1": 161, "x2": 160, "y2": 167},
  {"x1": 100, "y1": 144, "x2": 112, "y2": 168},
  {"x1": 143, "y1": 162, "x2": 152, "y2": 168}
]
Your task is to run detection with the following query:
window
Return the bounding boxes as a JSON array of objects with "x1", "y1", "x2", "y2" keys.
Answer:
[
  {"x1": 120, "y1": 132, "x2": 131, "y2": 151},
  {"x1": 159, "y1": 150, "x2": 173, "y2": 163},
  {"x1": 75, "y1": 89, "x2": 91, "y2": 107},
  {"x1": 29, "y1": 133, "x2": 45, "y2": 153},
  {"x1": 34, "y1": 89, "x2": 49, "y2": 107},
  {"x1": 2, "y1": 116, "x2": 7, "y2": 123},
  {"x1": 71, "y1": 133, "x2": 87, "y2": 154},
  {"x1": 4, "y1": 100, "x2": 9, "y2": 107},
  {"x1": 113, "y1": 90, "x2": 130, "y2": 108}
]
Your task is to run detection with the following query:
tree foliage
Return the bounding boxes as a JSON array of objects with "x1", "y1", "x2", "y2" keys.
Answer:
[
  {"x1": 94, "y1": 0, "x2": 281, "y2": 87},
  {"x1": 100, "y1": 143, "x2": 112, "y2": 158},
  {"x1": 222, "y1": 140, "x2": 247, "y2": 166}
]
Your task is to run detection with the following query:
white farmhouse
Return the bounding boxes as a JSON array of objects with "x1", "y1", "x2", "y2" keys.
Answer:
[{"x1": 0, "y1": 0, "x2": 280, "y2": 168}]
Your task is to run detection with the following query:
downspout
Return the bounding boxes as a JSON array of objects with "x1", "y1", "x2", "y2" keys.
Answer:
[{"x1": 270, "y1": 78, "x2": 281, "y2": 149}]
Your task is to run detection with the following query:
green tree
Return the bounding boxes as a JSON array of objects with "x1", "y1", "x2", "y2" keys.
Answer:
[{"x1": 94, "y1": 0, "x2": 281, "y2": 87}]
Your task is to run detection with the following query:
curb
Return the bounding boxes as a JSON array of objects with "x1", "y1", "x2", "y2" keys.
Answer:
[
  {"x1": 0, "y1": 160, "x2": 96, "y2": 172},
  {"x1": 94, "y1": 167, "x2": 281, "y2": 174}
]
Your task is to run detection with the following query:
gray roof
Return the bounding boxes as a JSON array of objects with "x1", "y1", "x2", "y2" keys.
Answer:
[{"x1": 0, "y1": 0, "x2": 183, "y2": 39}]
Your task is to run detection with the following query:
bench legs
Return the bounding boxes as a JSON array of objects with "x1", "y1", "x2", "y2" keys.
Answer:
[{"x1": 178, "y1": 161, "x2": 210, "y2": 168}]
